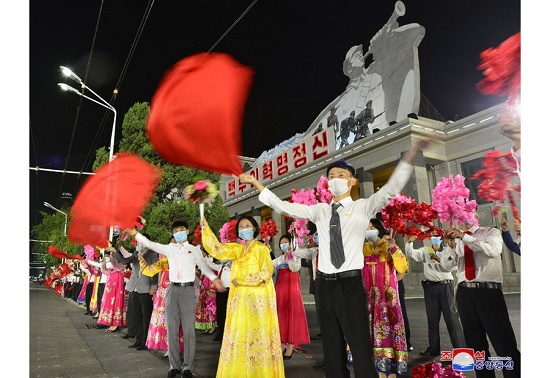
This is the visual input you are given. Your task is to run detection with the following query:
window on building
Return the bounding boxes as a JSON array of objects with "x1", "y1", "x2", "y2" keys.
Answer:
[{"x1": 461, "y1": 157, "x2": 490, "y2": 205}]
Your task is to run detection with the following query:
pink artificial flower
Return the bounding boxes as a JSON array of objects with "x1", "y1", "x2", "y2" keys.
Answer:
[
  {"x1": 316, "y1": 176, "x2": 333, "y2": 204},
  {"x1": 193, "y1": 180, "x2": 208, "y2": 191},
  {"x1": 432, "y1": 175, "x2": 478, "y2": 228}
]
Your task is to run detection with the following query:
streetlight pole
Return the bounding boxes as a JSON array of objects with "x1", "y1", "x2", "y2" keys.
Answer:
[
  {"x1": 58, "y1": 66, "x2": 117, "y2": 240},
  {"x1": 44, "y1": 202, "x2": 68, "y2": 236}
]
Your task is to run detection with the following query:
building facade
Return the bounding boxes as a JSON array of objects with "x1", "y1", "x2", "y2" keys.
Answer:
[{"x1": 220, "y1": 102, "x2": 521, "y2": 294}]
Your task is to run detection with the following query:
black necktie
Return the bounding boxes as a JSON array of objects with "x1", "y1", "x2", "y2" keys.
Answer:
[{"x1": 330, "y1": 202, "x2": 345, "y2": 268}]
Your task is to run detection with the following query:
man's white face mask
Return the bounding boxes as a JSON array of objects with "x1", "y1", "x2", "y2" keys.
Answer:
[{"x1": 328, "y1": 178, "x2": 350, "y2": 197}]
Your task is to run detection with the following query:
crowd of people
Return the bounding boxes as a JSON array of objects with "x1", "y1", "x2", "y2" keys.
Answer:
[{"x1": 50, "y1": 132, "x2": 521, "y2": 378}]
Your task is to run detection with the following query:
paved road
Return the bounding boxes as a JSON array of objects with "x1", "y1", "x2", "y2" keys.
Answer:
[{"x1": 29, "y1": 282, "x2": 520, "y2": 377}]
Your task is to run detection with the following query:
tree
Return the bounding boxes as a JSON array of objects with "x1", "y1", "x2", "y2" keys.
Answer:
[{"x1": 31, "y1": 210, "x2": 82, "y2": 269}]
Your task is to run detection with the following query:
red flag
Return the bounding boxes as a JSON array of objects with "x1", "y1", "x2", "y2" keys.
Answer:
[
  {"x1": 68, "y1": 153, "x2": 162, "y2": 248},
  {"x1": 147, "y1": 52, "x2": 254, "y2": 176},
  {"x1": 48, "y1": 245, "x2": 84, "y2": 260}
]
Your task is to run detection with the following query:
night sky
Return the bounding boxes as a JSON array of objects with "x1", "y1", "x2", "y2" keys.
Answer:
[{"x1": 28, "y1": 0, "x2": 520, "y2": 230}]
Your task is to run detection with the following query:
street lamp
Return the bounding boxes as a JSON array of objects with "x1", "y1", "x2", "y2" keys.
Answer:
[
  {"x1": 44, "y1": 202, "x2": 68, "y2": 236},
  {"x1": 58, "y1": 66, "x2": 117, "y2": 162},
  {"x1": 59, "y1": 66, "x2": 118, "y2": 241}
]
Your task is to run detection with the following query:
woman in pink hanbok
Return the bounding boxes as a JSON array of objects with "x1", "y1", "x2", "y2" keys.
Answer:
[
  {"x1": 93, "y1": 248, "x2": 127, "y2": 332},
  {"x1": 272, "y1": 234, "x2": 310, "y2": 359},
  {"x1": 362, "y1": 218, "x2": 409, "y2": 378}
]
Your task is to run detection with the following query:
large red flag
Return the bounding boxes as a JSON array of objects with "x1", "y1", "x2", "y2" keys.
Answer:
[
  {"x1": 146, "y1": 52, "x2": 254, "y2": 176},
  {"x1": 68, "y1": 153, "x2": 161, "y2": 248}
]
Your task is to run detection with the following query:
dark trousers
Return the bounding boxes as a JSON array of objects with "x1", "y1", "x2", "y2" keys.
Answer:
[
  {"x1": 316, "y1": 274, "x2": 376, "y2": 378},
  {"x1": 456, "y1": 286, "x2": 520, "y2": 378},
  {"x1": 96, "y1": 283, "x2": 105, "y2": 314},
  {"x1": 133, "y1": 292, "x2": 154, "y2": 345},
  {"x1": 64, "y1": 282, "x2": 72, "y2": 298},
  {"x1": 126, "y1": 291, "x2": 138, "y2": 337},
  {"x1": 72, "y1": 282, "x2": 82, "y2": 301},
  {"x1": 85, "y1": 281, "x2": 94, "y2": 313},
  {"x1": 422, "y1": 281, "x2": 465, "y2": 353},
  {"x1": 398, "y1": 279, "x2": 412, "y2": 349},
  {"x1": 313, "y1": 282, "x2": 322, "y2": 335},
  {"x1": 214, "y1": 289, "x2": 229, "y2": 340}
]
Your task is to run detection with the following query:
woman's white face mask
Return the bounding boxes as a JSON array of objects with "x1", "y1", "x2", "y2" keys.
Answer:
[{"x1": 328, "y1": 178, "x2": 350, "y2": 197}]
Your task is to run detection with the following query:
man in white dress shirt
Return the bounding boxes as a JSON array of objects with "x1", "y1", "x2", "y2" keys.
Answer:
[
  {"x1": 405, "y1": 230, "x2": 465, "y2": 357},
  {"x1": 238, "y1": 138, "x2": 432, "y2": 378},
  {"x1": 442, "y1": 214, "x2": 520, "y2": 378},
  {"x1": 127, "y1": 220, "x2": 225, "y2": 378}
]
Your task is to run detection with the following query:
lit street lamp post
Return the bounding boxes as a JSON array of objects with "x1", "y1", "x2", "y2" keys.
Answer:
[
  {"x1": 58, "y1": 66, "x2": 117, "y2": 162},
  {"x1": 44, "y1": 202, "x2": 68, "y2": 236},
  {"x1": 58, "y1": 66, "x2": 117, "y2": 241}
]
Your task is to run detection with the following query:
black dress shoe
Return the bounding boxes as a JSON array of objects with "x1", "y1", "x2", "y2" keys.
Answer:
[
  {"x1": 420, "y1": 348, "x2": 439, "y2": 356},
  {"x1": 121, "y1": 334, "x2": 135, "y2": 339},
  {"x1": 128, "y1": 342, "x2": 140, "y2": 348},
  {"x1": 136, "y1": 345, "x2": 148, "y2": 350},
  {"x1": 84, "y1": 311, "x2": 91, "y2": 315},
  {"x1": 167, "y1": 369, "x2": 180, "y2": 378},
  {"x1": 181, "y1": 370, "x2": 193, "y2": 377}
]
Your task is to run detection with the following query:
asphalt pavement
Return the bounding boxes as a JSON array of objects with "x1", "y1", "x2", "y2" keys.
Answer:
[{"x1": 29, "y1": 282, "x2": 520, "y2": 378}]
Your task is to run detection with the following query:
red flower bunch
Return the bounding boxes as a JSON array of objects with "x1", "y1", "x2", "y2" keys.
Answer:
[
  {"x1": 432, "y1": 175, "x2": 477, "y2": 228},
  {"x1": 183, "y1": 179, "x2": 219, "y2": 204},
  {"x1": 471, "y1": 150, "x2": 520, "y2": 221},
  {"x1": 192, "y1": 225, "x2": 202, "y2": 246},
  {"x1": 219, "y1": 219, "x2": 239, "y2": 243},
  {"x1": 380, "y1": 194, "x2": 441, "y2": 240},
  {"x1": 477, "y1": 32, "x2": 521, "y2": 105},
  {"x1": 411, "y1": 361, "x2": 466, "y2": 378},
  {"x1": 260, "y1": 219, "x2": 278, "y2": 243}
]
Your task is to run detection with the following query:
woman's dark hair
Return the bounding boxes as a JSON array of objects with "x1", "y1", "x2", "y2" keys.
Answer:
[
  {"x1": 278, "y1": 234, "x2": 292, "y2": 248},
  {"x1": 369, "y1": 217, "x2": 387, "y2": 237},
  {"x1": 235, "y1": 215, "x2": 260, "y2": 239}
]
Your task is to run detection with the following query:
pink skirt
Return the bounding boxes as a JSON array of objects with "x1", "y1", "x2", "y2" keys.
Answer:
[{"x1": 97, "y1": 271, "x2": 126, "y2": 327}]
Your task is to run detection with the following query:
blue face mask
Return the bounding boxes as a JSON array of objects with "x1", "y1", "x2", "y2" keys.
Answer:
[
  {"x1": 365, "y1": 229, "x2": 379, "y2": 242},
  {"x1": 280, "y1": 243, "x2": 289, "y2": 252},
  {"x1": 238, "y1": 228, "x2": 254, "y2": 241},
  {"x1": 174, "y1": 231, "x2": 187, "y2": 243},
  {"x1": 431, "y1": 236, "x2": 442, "y2": 245}
]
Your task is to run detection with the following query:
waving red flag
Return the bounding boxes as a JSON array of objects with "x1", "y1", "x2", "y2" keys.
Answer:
[
  {"x1": 68, "y1": 153, "x2": 162, "y2": 248},
  {"x1": 48, "y1": 245, "x2": 83, "y2": 260},
  {"x1": 146, "y1": 52, "x2": 254, "y2": 176}
]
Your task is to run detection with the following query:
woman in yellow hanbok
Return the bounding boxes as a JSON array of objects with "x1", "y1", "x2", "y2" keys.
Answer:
[{"x1": 200, "y1": 215, "x2": 285, "y2": 378}]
